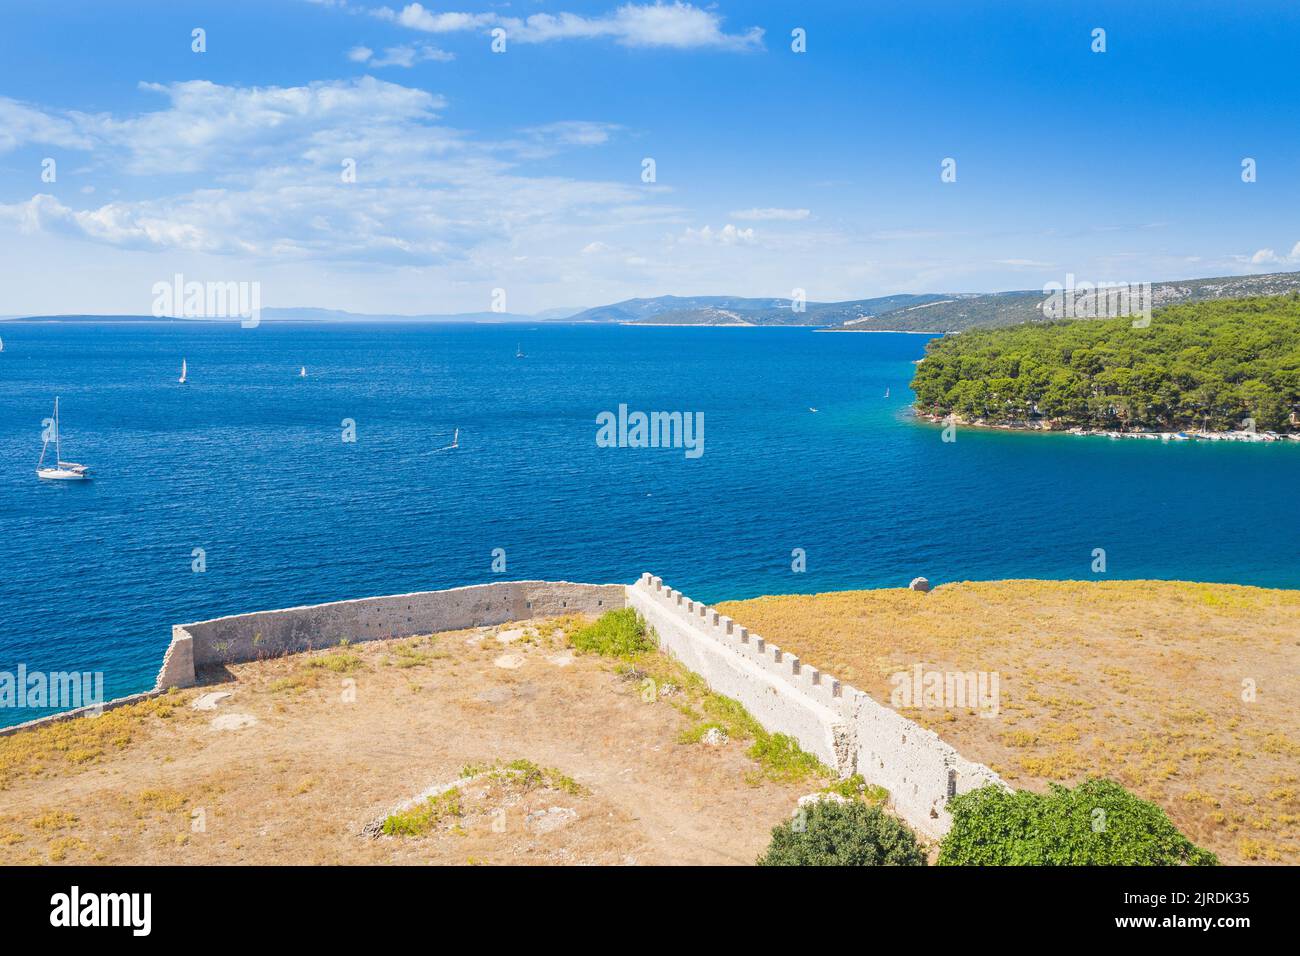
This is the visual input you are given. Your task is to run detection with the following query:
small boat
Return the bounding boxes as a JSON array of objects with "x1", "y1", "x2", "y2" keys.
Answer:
[
  {"x1": 450, "y1": 428, "x2": 459, "y2": 449},
  {"x1": 37, "y1": 397, "x2": 90, "y2": 481},
  {"x1": 0, "y1": 337, "x2": 5, "y2": 352},
  {"x1": 299, "y1": 366, "x2": 307, "y2": 378},
  {"x1": 809, "y1": 407, "x2": 818, "y2": 413},
  {"x1": 883, "y1": 387, "x2": 890, "y2": 399},
  {"x1": 178, "y1": 358, "x2": 187, "y2": 384},
  {"x1": 515, "y1": 343, "x2": 525, "y2": 358}
]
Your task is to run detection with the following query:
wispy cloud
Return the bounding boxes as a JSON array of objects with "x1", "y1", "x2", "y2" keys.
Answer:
[
  {"x1": 348, "y1": 42, "x2": 454, "y2": 67},
  {"x1": 730, "y1": 207, "x2": 810, "y2": 221},
  {"x1": 373, "y1": 2, "x2": 764, "y2": 50}
]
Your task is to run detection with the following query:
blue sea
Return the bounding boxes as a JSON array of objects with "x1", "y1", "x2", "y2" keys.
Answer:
[{"x1": 2, "y1": 321, "x2": 1298, "y2": 726}]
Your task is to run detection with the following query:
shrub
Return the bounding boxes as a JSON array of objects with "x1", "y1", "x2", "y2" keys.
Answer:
[
  {"x1": 938, "y1": 778, "x2": 1218, "y2": 865},
  {"x1": 569, "y1": 608, "x2": 655, "y2": 658},
  {"x1": 758, "y1": 799, "x2": 926, "y2": 866}
]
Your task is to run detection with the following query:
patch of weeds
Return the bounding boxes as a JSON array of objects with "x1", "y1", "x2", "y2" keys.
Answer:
[
  {"x1": 307, "y1": 642, "x2": 364, "y2": 674},
  {"x1": 47, "y1": 836, "x2": 92, "y2": 863},
  {"x1": 30, "y1": 810, "x2": 79, "y2": 831},
  {"x1": 0, "y1": 693, "x2": 179, "y2": 788},
  {"x1": 137, "y1": 788, "x2": 187, "y2": 812},
  {"x1": 823, "y1": 774, "x2": 889, "y2": 805},
  {"x1": 390, "y1": 642, "x2": 441, "y2": 669},
  {"x1": 746, "y1": 733, "x2": 831, "y2": 784},
  {"x1": 268, "y1": 672, "x2": 320, "y2": 693},
  {"x1": 461, "y1": 759, "x2": 584, "y2": 795},
  {"x1": 381, "y1": 788, "x2": 463, "y2": 837},
  {"x1": 569, "y1": 608, "x2": 655, "y2": 658}
]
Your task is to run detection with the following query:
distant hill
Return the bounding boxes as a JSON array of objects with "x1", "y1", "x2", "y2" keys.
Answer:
[
  {"x1": 842, "y1": 271, "x2": 1300, "y2": 333},
  {"x1": 579, "y1": 293, "x2": 946, "y2": 326}
]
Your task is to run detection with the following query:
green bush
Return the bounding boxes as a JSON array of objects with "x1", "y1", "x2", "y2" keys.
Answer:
[
  {"x1": 569, "y1": 608, "x2": 655, "y2": 658},
  {"x1": 758, "y1": 799, "x2": 926, "y2": 866},
  {"x1": 938, "y1": 778, "x2": 1218, "y2": 865}
]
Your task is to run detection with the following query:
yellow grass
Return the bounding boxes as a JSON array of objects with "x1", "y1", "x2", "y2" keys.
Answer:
[{"x1": 718, "y1": 579, "x2": 1300, "y2": 866}]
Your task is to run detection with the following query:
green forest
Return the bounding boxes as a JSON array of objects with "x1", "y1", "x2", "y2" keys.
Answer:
[{"x1": 909, "y1": 295, "x2": 1300, "y2": 432}]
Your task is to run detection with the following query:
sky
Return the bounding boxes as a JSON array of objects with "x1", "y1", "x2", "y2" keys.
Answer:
[{"x1": 1, "y1": 0, "x2": 1299, "y2": 316}]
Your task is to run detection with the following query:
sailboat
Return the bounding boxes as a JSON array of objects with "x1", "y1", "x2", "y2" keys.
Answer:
[
  {"x1": 515, "y1": 343, "x2": 525, "y2": 358},
  {"x1": 178, "y1": 358, "x2": 188, "y2": 384},
  {"x1": 37, "y1": 397, "x2": 90, "y2": 481},
  {"x1": 884, "y1": 386, "x2": 891, "y2": 399},
  {"x1": 450, "y1": 428, "x2": 459, "y2": 449},
  {"x1": 299, "y1": 366, "x2": 307, "y2": 379}
]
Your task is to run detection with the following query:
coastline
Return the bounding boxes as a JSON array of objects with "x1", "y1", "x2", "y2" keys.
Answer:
[{"x1": 915, "y1": 411, "x2": 1300, "y2": 442}]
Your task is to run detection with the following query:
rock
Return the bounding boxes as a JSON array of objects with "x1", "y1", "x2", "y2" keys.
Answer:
[
  {"x1": 493, "y1": 653, "x2": 525, "y2": 670},
  {"x1": 526, "y1": 806, "x2": 577, "y2": 834},
  {"x1": 495, "y1": 627, "x2": 527, "y2": 645},
  {"x1": 210, "y1": 713, "x2": 257, "y2": 731},
  {"x1": 191, "y1": 691, "x2": 232, "y2": 711},
  {"x1": 547, "y1": 652, "x2": 575, "y2": 667},
  {"x1": 909, "y1": 576, "x2": 931, "y2": 593},
  {"x1": 795, "y1": 791, "x2": 848, "y2": 814},
  {"x1": 701, "y1": 727, "x2": 728, "y2": 747}
]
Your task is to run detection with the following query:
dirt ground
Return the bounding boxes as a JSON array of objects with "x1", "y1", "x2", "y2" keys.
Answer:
[
  {"x1": 0, "y1": 617, "x2": 815, "y2": 865},
  {"x1": 719, "y1": 579, "x2": 1300, "y2": 865}
]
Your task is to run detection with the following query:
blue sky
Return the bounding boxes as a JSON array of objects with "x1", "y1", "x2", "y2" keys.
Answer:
[{"x1": 2, "y1": 0, "x2": 1299, "y2": 315}]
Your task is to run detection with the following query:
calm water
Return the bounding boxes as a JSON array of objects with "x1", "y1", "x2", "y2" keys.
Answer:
[{"x1": 1, "y1": 321, "x2": 1297, "y2": 725}]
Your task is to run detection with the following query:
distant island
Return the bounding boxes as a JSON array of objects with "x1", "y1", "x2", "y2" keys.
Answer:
[
  {"x1": 910, "y1": 295, "x2": 1300, "y2": 436},
  {"x1": 11, "y1": 270, "x2": 1300, "y2": 334}
]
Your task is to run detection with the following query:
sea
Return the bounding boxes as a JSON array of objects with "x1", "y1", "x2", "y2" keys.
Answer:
[{"x1": 2, "y1": 320, "x2": 1297, "y2": 726}]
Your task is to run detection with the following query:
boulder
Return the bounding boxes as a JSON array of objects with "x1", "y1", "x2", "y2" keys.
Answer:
[{"x1": 908, "y1": 577, "x2": 931, "y2": 593}]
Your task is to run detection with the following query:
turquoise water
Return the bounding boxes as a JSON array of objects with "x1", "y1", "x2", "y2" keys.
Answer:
[{"x1": 1, "y1": 321, "x2": 1297, "y2": 726}]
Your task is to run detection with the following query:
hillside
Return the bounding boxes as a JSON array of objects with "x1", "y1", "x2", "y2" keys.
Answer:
[
  {"x1": 720, "y1": 579, "x2": 1300, "y2": 865},
  {"x1": 843, "y1": 271, "x2": 1300, "y2": 333},
  {"x1": 910, "y1": 295, "x2": 1300, "y2": 432},
  {"x1": 575, "y1": 293, "x2": 943, "y2": 326}
]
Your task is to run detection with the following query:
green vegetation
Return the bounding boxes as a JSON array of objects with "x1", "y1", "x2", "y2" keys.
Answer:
[
  {"x1": 569, "y1": 608, "x2": 655, "y2": 658},
  {"x1": 911, "y1": 295, "x2": 1300, "y2": 431},
  {"x1": 822, "y1": 774, "x2": 889, "y2": 805},
  {"x1": 758, "y1": 800, "x2": 926, "y2": 866},
  {"x1": 460, "y1": 759, "x2": 584, "y2": 795},
  {"x1": 938, "y1": 779, "x2": 1218, "y2": 865},
  {"x1": 380, "y1": 788, "x2": 463, "y2": 837},
  {"x1": 307, "y1": 640, "x2": 364, "y2": 673}
]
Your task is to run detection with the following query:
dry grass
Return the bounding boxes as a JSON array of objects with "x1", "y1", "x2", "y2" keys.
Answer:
[
  {"x1": 0, "y1": 618, "x2": 811, "y2": 866},
  {"x1": 718, "y1": 579, "x2": 1300, "y2": 866}
]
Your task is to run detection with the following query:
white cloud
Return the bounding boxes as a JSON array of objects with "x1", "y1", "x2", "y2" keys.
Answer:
[
  {"x1": 0, "y1": 78, "x2": 659, "y2": 269},
  {"x1": 374, "y1": 2, "x2": 763, "y2": 50},
  {"x1": 680, "y1": 223, "x2": 755, "y2": 245},
  {"x1": 1246, "y1": 243, "x2": 1300, "y2": 265},
  {"x1": 996, "y1": 258, "x2": 1053, "y2": 268},
  {"x1": 729, "y1": 207, "x2": 809, "y2": 221},
  {"x1": 349, "y1": 43, "x2": 454, "y2": 67}
]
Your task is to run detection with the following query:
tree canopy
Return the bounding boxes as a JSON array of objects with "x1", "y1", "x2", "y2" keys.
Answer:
[{"x1": 910, "y1": 295, "x2": 1300, "y2": 432}]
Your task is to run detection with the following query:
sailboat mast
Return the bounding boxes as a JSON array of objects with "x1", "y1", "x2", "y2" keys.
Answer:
[{"x1": 54, "y1": 396, "x2": 61, "y2": 463}]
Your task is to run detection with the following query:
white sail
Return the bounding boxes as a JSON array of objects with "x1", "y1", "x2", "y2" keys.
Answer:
[
  {"x1": 179, "y1": 358, "x2": 187, "y2": 383},
  {"x1": 37, "y1": 396, "x2": 89, "y2": 480},
  {"x1": 299, "y1": 366, "x2": 307, "y2": 378}
]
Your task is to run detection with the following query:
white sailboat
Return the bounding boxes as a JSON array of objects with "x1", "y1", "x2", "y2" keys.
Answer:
[
  {"x1": 37, "y1": 397, "x2": 90, "y2": 481},
  {"x1": 450, "y1": 428, "x2": 459, "y2": 449},
  {"x1": 178, "y1": 358, "x2": 188, "y2": 384},
  {"x1": 515, "y1": 343, "x2": 525, "y2": 358},
  {"x1": 299, "y1": 366, "x2": 307, "y2": 378},
  {"x1": 884, "y1": 386, "x2": 891, "y2": 399}
]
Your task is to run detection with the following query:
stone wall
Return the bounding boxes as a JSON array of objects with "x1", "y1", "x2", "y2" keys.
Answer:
[
  {"x1": 625, "y1": 574, "x2": 1007, "y2": 838},
  {"x1": 155, "y1": 580, "x2": 626, "y2": 689}
]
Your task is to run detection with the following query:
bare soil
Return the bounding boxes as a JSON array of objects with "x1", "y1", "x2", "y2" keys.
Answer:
[{"x1": 0, "y1": 617, "x2": 812, "y2": 865}]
